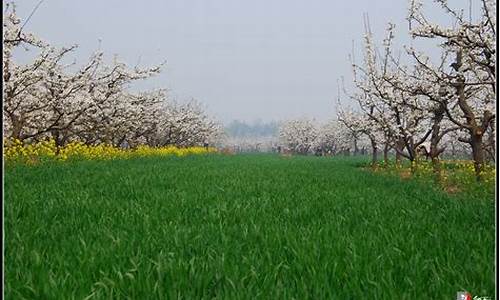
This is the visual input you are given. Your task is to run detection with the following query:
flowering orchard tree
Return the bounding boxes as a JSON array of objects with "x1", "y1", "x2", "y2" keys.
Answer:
[
  {"x1": 337, "y1": 107, "x2": 384, "y2": 166},
  {"x1": 152, "y1": 99, "x2": 224, "y2": 147},
  {"x1": 3, "y1": 2, "x2": 221, "y2": 149},
  {"x1": 279, "y1": 118, "x2": 368, "y2": 156},
  {"x1": 341, "y1": 0, "x2": 496, "y2": 181},
  {"x1": 279, "y1": 118, "x2": 319, "y2": 155},
  {"x1": 80, "y1": 89, "x2": 167, "y2": 147},
  {"x1": 313, "y1": 120, "x2": 342, "y2": 155},
  {"x1": 407, "y1": 0, "x2": 496, "y2": 179},
  {"x1": 351, "y1": 23, "x2": 442, "y2": 165},
  {"x1": 356, "y1": 26, "x2": 459, "y2": 177},
  {"x1": 441, "y1": 129, "x2": 472, "y2": 158}
]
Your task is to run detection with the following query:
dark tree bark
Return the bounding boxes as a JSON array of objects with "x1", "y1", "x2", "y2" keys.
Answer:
[{"x1": 369, "y1": 137, "x2": 378, "y2": 168}]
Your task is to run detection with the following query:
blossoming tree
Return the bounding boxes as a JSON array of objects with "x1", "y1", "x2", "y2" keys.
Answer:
[{"x1": 3, "y1": 2, "x2": 222, "y2": 149}]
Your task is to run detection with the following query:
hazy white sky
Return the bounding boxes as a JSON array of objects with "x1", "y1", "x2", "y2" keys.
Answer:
[{"x1": 13, "y1": 0, "x2": 473, "y2": 123}]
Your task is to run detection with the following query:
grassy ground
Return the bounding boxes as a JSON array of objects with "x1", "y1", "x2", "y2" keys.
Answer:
[{"x1": 4, "y1": 154, "x2": 495, "y2": 299}]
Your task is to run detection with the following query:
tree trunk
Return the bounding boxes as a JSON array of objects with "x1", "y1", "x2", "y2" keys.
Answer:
[
  {"x1": 383, "y1": 143, "x2": 389, "y2": 166},
  {"x1": 488, "y1": 121, "x2": 495, "y2": 162},
  {"x1": 411, "y1": 148, "x2": 419, "y2": 174},
  {"x1": 453, "y1": 49, "x2": 487, "y2": 181},
  {"x1": 430, "y1": 141, "x2": 442, "y2": 183},
  {"x1": 51, "y1": 130, "x2": 63, "y2": 154},
  {"x1": 395, "y1": 138, "x2": 404, "y2": 167},
  {"x1": 429, "y1": 103, "x2": 445, "y2": 183},
  {"x1": 471, "y1": 133, "x2": 484, "y2": 181},
  {"x1": 370, "y1": 137, "x2": 378, "y2": 168},
  {"x1": 10, "y1": 114, "x2": 23, "y2": 141}
]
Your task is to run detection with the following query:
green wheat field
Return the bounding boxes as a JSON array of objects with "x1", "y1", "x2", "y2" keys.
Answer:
[{"x1": 5, "y1": 154, "x2": 495, "y2": 299}]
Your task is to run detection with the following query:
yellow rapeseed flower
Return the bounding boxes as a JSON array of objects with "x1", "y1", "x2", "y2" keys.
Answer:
[{"x1": 3, "y1": 138, "x2": 216, "y2": 165}]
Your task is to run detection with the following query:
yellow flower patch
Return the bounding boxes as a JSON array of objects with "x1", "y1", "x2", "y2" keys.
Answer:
[{"x1": 4, "y1": 138, "x2": 217, "y2": 165}]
